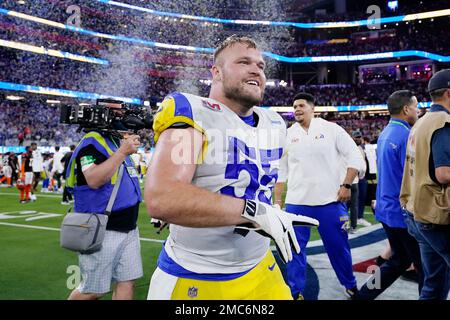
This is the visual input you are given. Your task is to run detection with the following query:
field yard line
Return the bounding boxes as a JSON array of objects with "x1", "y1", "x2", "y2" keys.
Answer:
[
  {"x1": 0, "y1": 222, "x2": 164, "y2": 243},
  {"x1": 0, "y1": 222, "x2": 60, "y2": 231},
  {"x1": 0, "y1": 192, "x2": 61, "y2": 198}
]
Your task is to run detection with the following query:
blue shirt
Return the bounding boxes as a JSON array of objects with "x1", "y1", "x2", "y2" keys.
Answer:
[
  {"x1": 430, "y1": 105, "x2": 450, "y2": 179},
  {"x1": 376, "y1": 118, "x2": 411, "y2": 228}
]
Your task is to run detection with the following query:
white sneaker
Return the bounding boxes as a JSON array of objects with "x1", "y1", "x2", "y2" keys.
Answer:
[
  {"x1": 61, "y1": 201, "x2": 70, "y2": 205},
  {"x1": 30, "y1": 194, "x2": 37, "y2": 201},
  {"x1": 357, "y1": 218, "x2": 372, "y2": 227}
]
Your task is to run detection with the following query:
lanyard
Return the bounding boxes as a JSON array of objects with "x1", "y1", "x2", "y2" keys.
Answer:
[{"x1": 389, "y1": 120, "x2": 410, "y2": 131}]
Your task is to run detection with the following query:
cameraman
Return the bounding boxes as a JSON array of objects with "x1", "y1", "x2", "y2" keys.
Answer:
[{"x1": 66, "y1": 103, "x2": 143, "y2": 300}]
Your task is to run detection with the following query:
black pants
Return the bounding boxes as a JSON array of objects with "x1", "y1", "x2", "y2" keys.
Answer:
[
  {"x1": 348, "y1": 183, "x2": 359, "y2": 229},
  {"x1": 357, "y1": 222, "x2": 424, "y2": 299},
  {"x1": 53, "y1": 172, "x2": 62, "y2": 189},
  {"x1": 62, "y1": 186, "x2": 73, "y2": 202},
  {"x1": 11, "y1": 169, "x2": 18, "y2": 185}
]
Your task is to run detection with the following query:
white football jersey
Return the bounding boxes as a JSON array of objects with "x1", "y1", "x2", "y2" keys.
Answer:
[
  {"x1": 31, "y1": 150, "x2": 43, "y2": 172},
  {"x1": 153, "y1": 92, "x2": 287, "y2": 274}
]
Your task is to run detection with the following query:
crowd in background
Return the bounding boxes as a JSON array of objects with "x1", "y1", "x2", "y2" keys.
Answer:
[
  {"x1": 0, "y1": 96, "x2": 403, "y2": 147},
  {"x1": 0, "y1": 0, "x2": 442, "y2": 145}
]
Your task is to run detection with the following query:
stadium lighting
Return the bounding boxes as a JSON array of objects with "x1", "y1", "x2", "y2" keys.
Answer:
[
  {"x1": 46, "y1": 99, "x2": 61, "y2": 104},
  {"x1": 279, "y1": 80, "x2": 288, "y2": 87},
  {"x1": 1, "y1": 9, "x2": 449, "y2": 64},
  {"x1": 0, "y1": 39, "x2": 109, "y2": 65},
  {"x1": 0, "y1": 81, "x2": 142, "y2": 105},
  {"x1": 6, "y1": 95, "x2": 24, "y2": 100},
  {"x1": 387, "y1": 1, "x2": 399, "y2": 11},
  {"x1": 266, "y1": 81, "x2": 276, "y2": 87},
  {"x1": 93, "y1": 1, "x2": 450, "y2": 29}
]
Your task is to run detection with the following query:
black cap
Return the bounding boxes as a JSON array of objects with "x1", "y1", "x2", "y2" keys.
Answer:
[
  {"x1": 352, "y1": 130, "x2": 362, "y2": 138},
  {"x1": 428, "y1": 69, "x2": 450, "y2": 93}
]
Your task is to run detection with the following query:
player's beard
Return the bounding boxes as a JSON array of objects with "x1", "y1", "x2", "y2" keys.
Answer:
[{"x1": 222, "y1": 78, "x2": 264, "y2": 109}]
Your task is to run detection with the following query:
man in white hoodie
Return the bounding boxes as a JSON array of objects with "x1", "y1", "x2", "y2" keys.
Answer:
[{"x1": 274, "y1": 93, "x2": 365, "y2": 300}]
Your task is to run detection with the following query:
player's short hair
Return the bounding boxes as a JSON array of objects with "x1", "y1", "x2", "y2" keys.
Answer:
[
  {"x1": 387, "y1": 90, "x2": 414, "y2": 115},
  {"x1": 214, "y1": 35, "x2": 258, "y2": 64},
  {"x1": 293, "y1": 93, "x2": 315, "y2": 106}
]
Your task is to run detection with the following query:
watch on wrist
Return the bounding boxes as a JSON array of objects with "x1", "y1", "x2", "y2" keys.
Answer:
[{"x1": 341, "y1": 183, "x2": 352, "y2": 189}]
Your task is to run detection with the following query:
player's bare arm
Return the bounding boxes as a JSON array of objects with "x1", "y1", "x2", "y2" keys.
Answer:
[
  {"x1": 145, "y1": 127, "x2": 247, "y2": 227},
  {"x1": 274, "y1": 182, "x2": 285, "y2": 208}
]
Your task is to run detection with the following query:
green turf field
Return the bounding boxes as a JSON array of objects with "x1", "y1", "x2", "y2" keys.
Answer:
[{"x1": 0, "y1": 185, "x2": 377, "y2": 300}]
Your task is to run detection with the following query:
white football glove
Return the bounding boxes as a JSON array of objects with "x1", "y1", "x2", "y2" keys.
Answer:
[{"x1": 235, "y1": 200, "x2": 319, "y2": 264}]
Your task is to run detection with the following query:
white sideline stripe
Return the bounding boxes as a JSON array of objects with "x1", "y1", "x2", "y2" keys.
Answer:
[
  {"x1": 0, "y1": 222, "x2": 164, "y2": 243},
  {"x1": 0, "y1": 222, "x2": 60, "y2": 231},
  {"x1": 0, "y1": 192, "x2": 61, "y2": 198},
  {"x1": 270, "y1": 223, "x2": 383, "y2": 251}
]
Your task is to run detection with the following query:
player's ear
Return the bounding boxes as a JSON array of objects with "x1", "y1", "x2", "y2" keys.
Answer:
[{"x1": 211, "y1": 65, "x2": 222, "y2": 81}]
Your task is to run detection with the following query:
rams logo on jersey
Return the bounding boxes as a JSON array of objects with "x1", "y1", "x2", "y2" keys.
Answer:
[{"x1": 201, "y1": 99, "x2": 222, "y2": 112}]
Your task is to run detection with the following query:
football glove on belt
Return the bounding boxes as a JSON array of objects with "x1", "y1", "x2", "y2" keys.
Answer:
[{"x1": 235, "y1": 200, "x2": 319, "y2": 264}]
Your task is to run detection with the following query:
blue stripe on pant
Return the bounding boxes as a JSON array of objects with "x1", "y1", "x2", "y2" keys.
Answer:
[{"x1": 285, "y1": 202, "x2": 357, "y2": 297}]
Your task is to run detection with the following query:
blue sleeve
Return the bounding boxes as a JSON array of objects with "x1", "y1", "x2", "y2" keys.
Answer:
[
  {"x1": 432, "y1": 126, "x2": 450, "y2": 168},
  {"x1": 399, "y1": 134, "x2": 408, "y2": 170}
]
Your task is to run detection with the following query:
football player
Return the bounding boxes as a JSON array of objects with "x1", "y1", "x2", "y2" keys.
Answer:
[{"x1": 145, "y1": 35, "x2": 318, "y2": 300}]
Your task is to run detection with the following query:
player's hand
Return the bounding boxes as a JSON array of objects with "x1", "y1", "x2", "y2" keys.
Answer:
[
  {"x1": 118, "y1": 134, "x2": 140, "y2": 156},
  {"x1": 337, "y1": 186, "x2": 351, "y2": 202},
  {"x1": 236, "y1": 200, "x2": 319, "y2": 264}
]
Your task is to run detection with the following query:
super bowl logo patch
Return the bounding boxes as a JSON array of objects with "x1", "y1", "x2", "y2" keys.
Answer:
[
  {"x1": 187, "y1": 286, "x2": 198, "y2": 298},
  {"x1": 201, "y1": 99, "x2": 222, "y2": 112},
  {"x1": 315, "y1": 133, "x2": 325, "y2": 139}
]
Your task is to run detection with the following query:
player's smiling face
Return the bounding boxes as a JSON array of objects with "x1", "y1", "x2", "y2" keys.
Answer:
[{"x1": 218, "y1": 43, "x2": 266, "y2": 107}]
